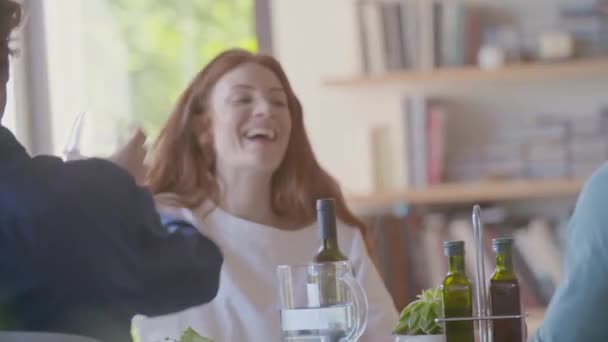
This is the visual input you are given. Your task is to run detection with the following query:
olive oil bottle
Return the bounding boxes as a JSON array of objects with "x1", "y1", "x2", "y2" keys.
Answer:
[
  {"x1": 441, "y1": 240, "x2": 474, "y2": 342},
  {"x1": 490, "y1": 238, "x2": 523, "y2": 342}
]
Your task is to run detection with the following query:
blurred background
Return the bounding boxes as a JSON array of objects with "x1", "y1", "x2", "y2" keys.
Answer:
[
  {"x1": 7, "y1": 0, "x2": 261, "y2": 156},
  {"x1": 7, "y1": 0, "x2": 608, "y2": 336}
]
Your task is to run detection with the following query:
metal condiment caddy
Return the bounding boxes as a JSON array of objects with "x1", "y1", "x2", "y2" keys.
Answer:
[{"x1": 434, "y1": 205, "x2": 528, "y2": 342}]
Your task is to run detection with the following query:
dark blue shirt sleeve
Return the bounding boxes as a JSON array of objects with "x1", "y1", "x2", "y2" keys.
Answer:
[
  {"x1": 0, "y1": 127, "x2": 223, "y2": 341},
  {"x1": 63, "y1": 158, "x2": 223, "y2": 316},
  {"x1": 0, "y1": 156, "x2": 222, "y2": 318},
  {"x1": 123, "y1": 183, "x2": 223, "y2": 316}
]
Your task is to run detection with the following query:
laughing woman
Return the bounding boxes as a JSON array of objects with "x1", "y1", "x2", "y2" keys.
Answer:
[{"x1": 133, "y1": 49, "x2": 398, "y2": 341}]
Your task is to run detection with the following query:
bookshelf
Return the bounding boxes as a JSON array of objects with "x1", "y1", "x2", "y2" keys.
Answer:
[
  {"x1": 324, "y1": 58, "x2": 608, "y2": 87},
  {"x1": 270, "y1": 0, "x2": 603, "y2": 323},
  {"x1": 347, "y1": 178, "x2": 586, "y2": 206}
]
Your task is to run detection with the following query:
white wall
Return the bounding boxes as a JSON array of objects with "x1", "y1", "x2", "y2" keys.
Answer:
[
  {"x1": 272, "y1": 0, "x2": 409, "y2": 194},
  {"x1": 271, "y1": 0, "x2": 608, "y2": 194}
]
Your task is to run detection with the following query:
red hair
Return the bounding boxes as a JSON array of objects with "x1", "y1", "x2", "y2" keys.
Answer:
[{"x1": 146, "y1": 49, "x2": 370, "y2": 248}]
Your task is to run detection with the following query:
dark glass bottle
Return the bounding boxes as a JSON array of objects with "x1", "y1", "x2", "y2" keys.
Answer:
[
  {"x1": 307, "y1": 198, "x2": 348, "y2": 342},
  {"x1": 308, "y1": 198, "x2": 348, "y2": 308},
  {"x1": 313, "y1": 198, "x2": 347, "y2": 263},
  {"x1": 441, "y1": 240, "x2": 474, "y2": 342},
  {"x1": 490, "y1": 238, "x2": 523, "y2": 342}
]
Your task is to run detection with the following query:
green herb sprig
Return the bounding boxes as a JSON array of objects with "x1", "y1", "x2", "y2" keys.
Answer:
[
  {"x1": 393, "y1": 287, "x2": 443, "y2": 335},
  {"x1": 163, "y1": 327, "x2": 213, "y2": 342}
]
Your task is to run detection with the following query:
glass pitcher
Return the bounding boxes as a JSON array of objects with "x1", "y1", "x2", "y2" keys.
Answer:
[{"x1": 277, "y1": 261, "x2": 368, "y2": 341}]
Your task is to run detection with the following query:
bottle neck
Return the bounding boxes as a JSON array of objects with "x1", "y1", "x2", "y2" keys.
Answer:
[
  {"x1": 318, "y1": 204, "x2": 338, "y2": 249},
  {"x1": 447, "y1": 255, "x2": 466, "y2": 275},
  {"x1": 495, "y1": 250, "x2": 514, "y2": 273},
  {"x1": 322, "y1": 236, "x2": 340, "y2": 251}
]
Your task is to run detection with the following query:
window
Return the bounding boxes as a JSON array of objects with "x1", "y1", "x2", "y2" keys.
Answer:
[
  {"x1": 40, "y1": 0, "x2": 260, "y2": 157},
  {"x1": 3, "y1": 23, "x2": 24, "y2": 139},
  {"x1": 3, "y1": 62, "x2": 17, "y2": 133}
]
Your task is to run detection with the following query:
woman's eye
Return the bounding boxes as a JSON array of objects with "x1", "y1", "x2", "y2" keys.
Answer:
[
  {"x1": 233, "y1": 97, "x2": 252, "y2": 104},
  {"x1": 270, "y1": 99, "x2": 287, "y2": 107}
]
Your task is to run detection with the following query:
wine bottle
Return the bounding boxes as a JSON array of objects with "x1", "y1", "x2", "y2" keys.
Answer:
[
  {"x1": 307, "y1": 199, "x2": 348, "y2": 307},
  {"x1": 313, "y1": 198, "x2": 347, "y2": 263},
  {"x1": 490, "y1": 238, "x2": 523, "y2": 342},
  {"x1": 306, "y1": 199, "x2": 348, "y2": 342},
  {"x1": 441, "y1": 240, "x2": 474, "y2": 342}
]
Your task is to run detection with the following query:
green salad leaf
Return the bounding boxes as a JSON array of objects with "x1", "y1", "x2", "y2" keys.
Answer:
[
  {"x1": 180, "y1": 327, "x2": 213, "y2": 342},
  {"x1": 163, "y1": 327, "x2": 213, "y2": 342}
]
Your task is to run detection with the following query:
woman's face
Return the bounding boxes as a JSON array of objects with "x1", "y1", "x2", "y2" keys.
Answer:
[{"x1": 207, "y1": 62, "x2": 292, "y2": 175}]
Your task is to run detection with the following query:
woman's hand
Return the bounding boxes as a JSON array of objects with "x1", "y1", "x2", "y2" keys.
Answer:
[{"x1": 109, "y1": 128, "x2": 148, "y2": 185}]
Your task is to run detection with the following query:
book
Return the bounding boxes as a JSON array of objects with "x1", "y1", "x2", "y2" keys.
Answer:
[{"x1": 359, "y1": 1, "x2": 386, "y2": 74}]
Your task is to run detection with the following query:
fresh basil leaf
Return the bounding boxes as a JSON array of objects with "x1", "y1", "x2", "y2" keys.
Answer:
[{"x1": 180, "y1": 327, "x2": 213, "y2": 342}]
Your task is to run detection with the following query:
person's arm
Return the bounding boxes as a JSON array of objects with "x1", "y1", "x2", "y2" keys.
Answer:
[
  {"x1": 348, "y1": 229, "x2": 399, "y2": 342},
  {"x1": 62, "y1": 158, "x2": 223, "y2": 316},
  {"x1": 127, "y1": 185, "x2": 223, "y2": 315},
  {"x1": 530, "y1": 164, "x2": 608, "y2": 341}
]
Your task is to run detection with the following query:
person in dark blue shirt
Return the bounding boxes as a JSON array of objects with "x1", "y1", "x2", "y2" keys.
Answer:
[
  {"x1": 529, "y1": 163, "x2": 608, "y2": 341},
  {"x1": 0, "y1": 2, "x2": 222, "y2": 341}
]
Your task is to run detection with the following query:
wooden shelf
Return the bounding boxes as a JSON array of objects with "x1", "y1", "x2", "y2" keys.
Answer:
[
  {"x1": 346, "y1": 178, "x2": 586, "y2": 206},
  {"x1": 324, "y1": 58, "x2": 608, "y2": 87}
]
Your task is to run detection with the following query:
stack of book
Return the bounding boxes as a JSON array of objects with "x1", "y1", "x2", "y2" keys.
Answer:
[
  {"x1": 443, "y1": 111, "x2": 608, "y2": 183},
  {"x1": 559, "y1": 0, "x2": 608, "y2": 57},
  {"x1": 357, "y1": 0, "x2": 481, "y2": 74}
]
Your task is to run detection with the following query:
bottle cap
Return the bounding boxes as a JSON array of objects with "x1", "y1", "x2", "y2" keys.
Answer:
[
  {"x1": 492, "y1": 238, "x2": 513, "y2": 253},
  {"x1": 317, "y1": 198, "x2": 335, "y2": 212},
  {"x1": 443, "y1": 240, "x2": 465, "y2": 256}
]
